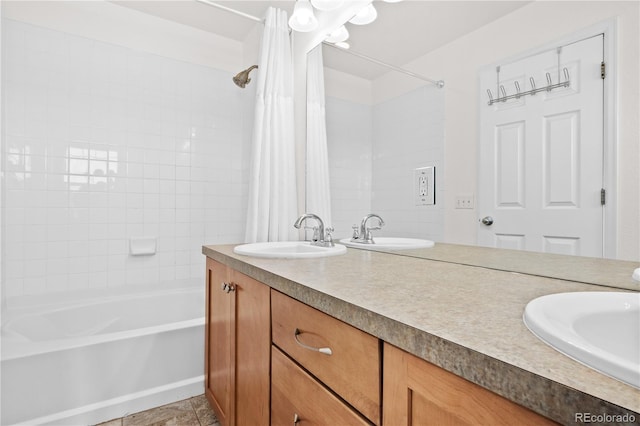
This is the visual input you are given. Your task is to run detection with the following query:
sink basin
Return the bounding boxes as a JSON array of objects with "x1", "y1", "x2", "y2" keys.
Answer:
[
  {"x1": 339, "y1": 237, "x2": 434, "y2": 251},
  {"x1": 233, "y1": 241, "x2": 347, "y2": 259},
  {"x1": 524, "y1": 292, "x2": 640, "y2": 388}
]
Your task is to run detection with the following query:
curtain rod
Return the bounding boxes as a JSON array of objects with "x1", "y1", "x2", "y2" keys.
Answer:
[
  {"x1": 196, "y1": 0, "x2": 444, "y2": 88},
  {"x1": 322, "y1": 42, "x2": 444, "y2": 88},
  {"x1": 196, "y1": 0, "x2": 263, "y2": 23}
]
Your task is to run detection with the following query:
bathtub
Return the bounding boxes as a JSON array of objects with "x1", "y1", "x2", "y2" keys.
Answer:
[{"x1": 1, "y1": 282, "x2": 205, "y2": 426}]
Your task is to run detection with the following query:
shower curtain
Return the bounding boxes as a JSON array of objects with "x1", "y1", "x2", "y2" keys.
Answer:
[
  {"x1": 306, "y1": 46, "x2": 332, "y2": 227},
  {"x1": 245, "y1": 7, "x2": 298, "y2": 242}
]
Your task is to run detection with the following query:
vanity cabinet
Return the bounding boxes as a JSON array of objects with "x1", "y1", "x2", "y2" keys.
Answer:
[
  {"x1": 382, "y1": 343, "x2": 557, "y2": 425},
  {"x1": 204, "y1": 255, "x2": 560, "y2": 426},
  {"x1": 205, "y1": 258, "x2": 270, "y2": 426},
  {"x1": 271, "y1": 290, "x2": 381, "y2": 425}
]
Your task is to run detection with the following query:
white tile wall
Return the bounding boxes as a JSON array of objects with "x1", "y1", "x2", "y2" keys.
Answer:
[
  {"x1": 326, "y1": 85, "x2": 444, "y2": 241},
  {"x1": 325, "y1": 97, "x2": 372, "y2": 239},
  {"x1": 2, "y1": 19, "x2": 251, "y2": 300}
]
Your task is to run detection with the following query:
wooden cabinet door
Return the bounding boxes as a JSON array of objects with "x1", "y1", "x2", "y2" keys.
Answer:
[
  {"x1": 232, "y1": 269, "x2": 271, "y2": 426},
  {"x1": 383, "y1": 343, "x2": 557, "y2": 426},
  {"x1": 205, "y1": 258, "x2": 235, "y2": 426}
]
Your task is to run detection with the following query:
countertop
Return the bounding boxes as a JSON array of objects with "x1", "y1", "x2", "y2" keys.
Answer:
[
  {"x1": 202, "y1": 244, "x2": 640, "y2": 424},
  {"x1": 381, "y1": 242, "x2": 640, "y2": 291}
]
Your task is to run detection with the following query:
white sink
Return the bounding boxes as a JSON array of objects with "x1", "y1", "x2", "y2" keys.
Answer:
[
  {"x1": 339, "y1": 237, "x2": 434, "y2": 251},
  {"x1": 524, "y1": 292, "x2": 640, "y2": 388},
  {"x1": 233, "y1": 241, "x2": 347, "y2": 259}
]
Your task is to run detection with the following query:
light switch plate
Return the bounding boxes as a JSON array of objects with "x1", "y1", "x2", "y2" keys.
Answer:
[{"x1": 455, "y1": 194, "x2": 474, "y2": 209}]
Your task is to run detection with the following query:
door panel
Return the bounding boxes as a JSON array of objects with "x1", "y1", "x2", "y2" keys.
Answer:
[
  {"x1": 543, "y1": 111, "x2": 580, "y2": 207},
  {"x1": 495, "y1": 121, "x2": 525, "y2": 207}
]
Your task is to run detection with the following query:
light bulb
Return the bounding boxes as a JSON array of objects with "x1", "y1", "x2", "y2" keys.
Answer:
[
  {"x1": 324, "y1": 25, "x2": 349, "y2": 43},
  {"x1": 310, "y1": 0, "x2": 344, "y2": 11},
  {"x1": 349, "y1": 4, "x2": 377, "y2": 25},
  {"x1": 289, "y1": 0, "x2": 318, "y2": 32}
]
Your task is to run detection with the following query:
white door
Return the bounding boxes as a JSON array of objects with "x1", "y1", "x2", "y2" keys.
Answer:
[{"x1": 478, "y1": 35, "x2": 604, "y2": 257}]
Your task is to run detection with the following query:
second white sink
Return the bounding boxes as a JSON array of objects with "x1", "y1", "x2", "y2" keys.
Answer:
[
  {"x1": 524, "y1": 291, "x2": 640, "y2": 388},
  {"x1": 234, "y1": 241, "x2": 346, "y2": 259},
  {"x1": 339, "y1": 237, "x2": 434, "y2": 251}
]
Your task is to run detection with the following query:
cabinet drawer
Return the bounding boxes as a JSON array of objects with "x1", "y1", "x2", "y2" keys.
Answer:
[
  {"x1": 271, "y1": 290, "x2": 380, "y2": 425},
  {"x1": 271, "y1": 346, "x2": 370, "y2": 426}
]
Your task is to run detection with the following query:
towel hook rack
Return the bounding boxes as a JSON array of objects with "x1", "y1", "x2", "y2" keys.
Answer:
[
  {"x1": 486, "y1": 67, "x2": 570, "y2": 105},
  {"x1": 486, "y1": 46, "x2": 571, "y2": 106}
]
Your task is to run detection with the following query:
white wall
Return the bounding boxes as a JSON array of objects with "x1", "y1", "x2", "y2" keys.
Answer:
[
  {"x1": 1, "y1": 0, "x2": 244, "y2": 73},
  {"x1": 374, "y1": 1, "x2": 639, "y2": 261},
  {"x1": 371, "y1": 85, "x2": 444, "y2": 240},
  {"x1": 1, "y1": 3, "x2": 252, "y2": 301}
]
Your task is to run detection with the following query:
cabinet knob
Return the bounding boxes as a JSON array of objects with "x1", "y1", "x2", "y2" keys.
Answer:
[
  {"x1": 221, "y1": 282, "x2": 235, "y2": 293},
  {"x1": 293, "y1": 413, "x2": 300, "y2": 426}
]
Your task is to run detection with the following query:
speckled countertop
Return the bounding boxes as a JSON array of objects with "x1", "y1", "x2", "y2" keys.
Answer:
[
  {"x1": 387, "y1": 242, "x2": 640, "y2": 291},
  {"x1": 202, "y1": 244, "x2": 640, "y2": 425}
]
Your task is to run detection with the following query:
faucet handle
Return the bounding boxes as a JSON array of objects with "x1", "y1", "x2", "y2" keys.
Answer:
[{"x1": 324, "y1": 227, "x2": 334, "y2": 245}]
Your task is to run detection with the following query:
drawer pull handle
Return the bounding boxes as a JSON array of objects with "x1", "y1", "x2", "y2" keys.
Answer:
[
  {"x1": 293, "y1": 413, "x2": 300, "y2": 425},
  {"x1": 294, "y1": 328, "x2": 332, "y2": 356}
]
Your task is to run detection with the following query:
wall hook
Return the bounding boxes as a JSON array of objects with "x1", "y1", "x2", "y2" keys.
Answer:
[
  {"x1": 529, "y1": 77, "x2": 536, "y2": 93},
  {"x1": 487, "y1": 89, "x2": 494, "y2": 105}
]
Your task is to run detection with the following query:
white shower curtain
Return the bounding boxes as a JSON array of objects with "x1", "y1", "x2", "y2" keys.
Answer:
[
  {"x1": 245, "y1": 7, "x2": 298, "y2": 243},
  {"x1": 306, "y1": 45, "x2": 332, "y2": 227}
]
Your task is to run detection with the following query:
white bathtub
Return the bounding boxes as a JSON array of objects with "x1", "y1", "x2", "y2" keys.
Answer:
[{"x1": 1, "y1": 282, "x2": 205, "y2": 426}]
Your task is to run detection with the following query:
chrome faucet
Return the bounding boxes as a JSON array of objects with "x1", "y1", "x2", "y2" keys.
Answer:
[
  {"x1": 294, "y1": 213, "x2": 334, "y2": 247},
  {"x1": 351, "y1": 214, "x2": 385, "y2": 244}
]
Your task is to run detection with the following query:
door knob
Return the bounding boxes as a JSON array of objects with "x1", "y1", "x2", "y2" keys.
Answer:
[{"x1": 481, "y1": 216, "x2": 494, "y2": 226}]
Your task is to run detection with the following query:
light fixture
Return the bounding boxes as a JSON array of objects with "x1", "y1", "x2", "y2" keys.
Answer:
[
  {"x1": 310, "y1": 0, "x2": 344, "y2": 11},
  {"x1": 324, "y1": 25, "x2": 349, "y2": 44},
  {"x1": 288, "y1": 0, "x2": 318, "y2": 32},
  {"x1": 349, "y1": 4, "x2": 377, "y2": 25}
]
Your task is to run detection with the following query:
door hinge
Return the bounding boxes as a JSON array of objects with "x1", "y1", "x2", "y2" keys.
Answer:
[
  {"x1": 601, "y1": 188, "x2": 606, "y2": 205},
  {"x1": 601, "y1": 62, "x2": 606, "y2": 79}
]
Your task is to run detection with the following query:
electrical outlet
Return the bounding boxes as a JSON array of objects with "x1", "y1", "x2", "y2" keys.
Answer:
[
  {"x1": 455, "y1": 194, "x2": 474, "y2": 209},
  {"x1": 415, "y1": 167, "x2": 435, "y2": 205}
]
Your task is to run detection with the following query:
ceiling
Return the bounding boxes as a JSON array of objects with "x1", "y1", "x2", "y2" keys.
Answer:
[{"x1": 114, "y1": 1, "x2": 530, "y2": 80}]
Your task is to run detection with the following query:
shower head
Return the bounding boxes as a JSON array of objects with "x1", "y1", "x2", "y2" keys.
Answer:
[{"x1": 233, "y1": 65, "x2": 258, "y2": 88}]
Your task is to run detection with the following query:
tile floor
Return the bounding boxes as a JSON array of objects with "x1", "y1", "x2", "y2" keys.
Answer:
[{"x1": 97, "y1": 394, "x2": 219, "y2": 426}]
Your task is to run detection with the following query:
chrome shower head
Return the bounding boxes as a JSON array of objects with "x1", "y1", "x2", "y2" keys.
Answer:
[{"x1": 233, "y1": 65, "x2": 258, "y2": 88}]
